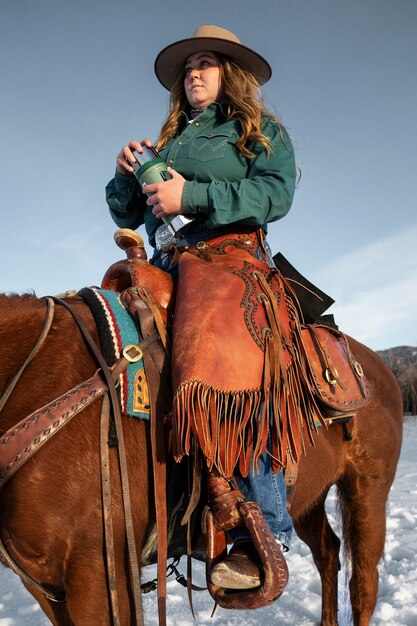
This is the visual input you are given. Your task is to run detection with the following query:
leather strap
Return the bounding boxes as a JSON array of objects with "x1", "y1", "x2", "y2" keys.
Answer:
[
  {"x1": 100, "y1": 393, "x2": 121, "y2": 625},
  {"x1": 174, "y1": 228, "x2": 264, "y2": 259},
  {"x1": 122, "y1": 288, "x2": 171, "y2": 387},
  {"x1": 122, "y1": 287, "x2": 171, "y2": 626},
  {"x1": 207, "y1": 473, "x2": 246, "y2": 530},
  {"x1": 51, "y1": 298, "x2": 145, "y2": 626},
  {"x1": 284, "y1": 454, "x2": 299, "y2": 508},
  {"x1": 0, "y1": 372, "x2": 108, "y2": 489},
  {"x1": 183, "y1": 449, "x2": 203, "y2": 618},
  {"x1": 0, "y1": 534, "x2": 65, "y2": 603},
  {"x1": 0, "y1": 339, "x2": 159, "y2": 491}
]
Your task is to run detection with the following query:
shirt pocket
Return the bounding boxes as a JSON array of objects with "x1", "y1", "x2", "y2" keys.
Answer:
[{"x1": 188, "y1": 129, "x2": 235, "y2": 162}]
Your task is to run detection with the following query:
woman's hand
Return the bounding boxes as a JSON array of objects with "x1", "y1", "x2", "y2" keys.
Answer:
[
  {"x1": 145, "y1": 168, "x2": 186, "y2": 219},
  {"x1": 116, "y1": 139, "x2": 153, "y2": 176}
]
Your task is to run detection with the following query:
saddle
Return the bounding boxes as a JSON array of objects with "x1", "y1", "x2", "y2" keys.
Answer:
[{"x1": 101, "y1": 228, "x2": 373, "y2": 611}]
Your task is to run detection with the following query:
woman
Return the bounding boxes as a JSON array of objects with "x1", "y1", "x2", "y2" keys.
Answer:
[{"x1": 106, "y1": 25, "x2": 296, "y2": 592}]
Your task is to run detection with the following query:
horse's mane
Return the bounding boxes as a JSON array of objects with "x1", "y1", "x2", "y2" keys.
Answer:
[
  {"x1": 0, "y1": 293, "x2": 44, "y2": 317},
  {"x1": 0, "y1": 292, "x2": 38, "y2": 303}
]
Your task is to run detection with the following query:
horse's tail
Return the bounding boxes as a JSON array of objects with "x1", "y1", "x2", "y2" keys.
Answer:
[
  {"x1": 336, "y1": 480, "x2": 355, "y2": 569},
  {"x1": 334, "y1": 481, "x2": 356, "y2": 618}
]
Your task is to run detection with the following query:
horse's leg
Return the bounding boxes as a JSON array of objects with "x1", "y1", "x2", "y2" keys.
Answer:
[
  {"x1": 338, "y1": 471, "x2": 390, "y2": 626},
  {"x1": 62, "y1": 545, "x2": 142, "y2": 626},
  {"x1": 294, "y1": 488, "x2": 341, "y2": 626},
  {"x1": 62, "y1": 554, "x2": 111, "y2": 626}
]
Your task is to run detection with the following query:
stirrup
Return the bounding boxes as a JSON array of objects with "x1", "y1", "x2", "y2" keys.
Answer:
[{"x1": 205, "y1": 501, "x2": 289, "y2": 609}]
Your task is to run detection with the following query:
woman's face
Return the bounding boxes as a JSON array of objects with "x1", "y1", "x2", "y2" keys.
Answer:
[{"x1": 184, "y1": 51, "x2": 223, "y2": 109}]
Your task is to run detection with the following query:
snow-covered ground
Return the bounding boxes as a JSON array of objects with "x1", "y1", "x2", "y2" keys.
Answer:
[{"x1": 1, "y1": 416, "x2": 416, "y2": 626}]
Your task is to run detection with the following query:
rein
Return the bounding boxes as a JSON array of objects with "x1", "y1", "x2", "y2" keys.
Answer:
[{"x1": 0, "y1": 296, "x2": 158, "y2": 624}]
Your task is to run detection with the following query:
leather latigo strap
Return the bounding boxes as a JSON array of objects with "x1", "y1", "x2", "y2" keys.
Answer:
[{"x1": 171, "y1": 246, "x2": 326, "y2": 479}]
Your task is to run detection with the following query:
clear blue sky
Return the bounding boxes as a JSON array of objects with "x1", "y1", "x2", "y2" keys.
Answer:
[{"x1": 1, "y1": 0, "x2": 416, "y2": 350}]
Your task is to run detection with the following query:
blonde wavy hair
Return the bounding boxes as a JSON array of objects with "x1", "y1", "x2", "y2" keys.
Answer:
[{"x1": 156, "y1": 55, "x2": 281, "y2": 159}]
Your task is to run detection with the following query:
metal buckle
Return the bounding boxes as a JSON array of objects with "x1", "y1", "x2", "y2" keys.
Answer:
[
  {"x1": 354, "y1": 361, "x2": 364, "y2": 377},
  {"x1": 257, "y1": 293, "x2": 268, "y2": 304},
  {"x1": 196, "y1": 241, "x2": 207, "y2": 250},
  {"x1": 325, "y1": 368, "x2": 338, "y2": 386},
  {"x1": 122, "y1": 344, "x2": 143, "y2": 362}
]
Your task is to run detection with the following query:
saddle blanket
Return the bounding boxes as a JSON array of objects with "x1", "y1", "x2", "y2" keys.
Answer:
[{"x1": 79, "y1": 287, "x2": 150, "y2": 420}]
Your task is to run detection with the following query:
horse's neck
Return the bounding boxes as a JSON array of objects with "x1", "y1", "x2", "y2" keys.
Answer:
[{"x1": 0, "y1": 294, "x2": 44, "y2": 363}]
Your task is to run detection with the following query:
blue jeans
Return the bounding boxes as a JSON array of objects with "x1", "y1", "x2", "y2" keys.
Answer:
[
  {"x1": 232, "y1": 451, "x2": 293, "y2": 550},
  {"x1": 152, "y1": 235, "x2": 293, "y2": 550}
]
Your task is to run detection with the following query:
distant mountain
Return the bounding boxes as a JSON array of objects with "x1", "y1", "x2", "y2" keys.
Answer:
[
  {"x1": 377, "y1": 346, "x2": 417, "y2": 414},
  {"x1": 377, "y1": 345, "x2": 417, "y2": 368}
]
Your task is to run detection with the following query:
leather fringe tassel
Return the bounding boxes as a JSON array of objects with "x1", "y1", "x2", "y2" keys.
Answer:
[{"x1": 172, "y1": 269, "x2": 328, "y2": 479}]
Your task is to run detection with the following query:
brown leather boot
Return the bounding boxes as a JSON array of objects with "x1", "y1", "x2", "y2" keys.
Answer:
[{"x1": 210, "y1": 541, "x2": 264, "y2": 590}]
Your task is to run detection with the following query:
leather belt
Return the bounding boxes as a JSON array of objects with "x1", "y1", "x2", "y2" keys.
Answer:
[{"x1": 174, "y1": 228, "x2": 265, "y2": 260}]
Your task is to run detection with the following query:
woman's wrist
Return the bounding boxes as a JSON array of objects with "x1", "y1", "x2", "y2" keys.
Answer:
[{"x1": 115, "y1": 166, "x2": 134, "y2": 177}]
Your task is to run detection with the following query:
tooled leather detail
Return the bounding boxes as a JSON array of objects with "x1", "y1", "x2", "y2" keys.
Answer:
[
  {"x1": 0, "y1": 374, "x2": 107, "y2": 489},
  {"x1": 233, "y1": 261, "x2": 281, "y2": 351},
  {"x1": 205, "y1": 235, "x2": 259, "y2": 258},
  {"x1": 179, "y1": 232, "x2": 261, "y2": 259}
]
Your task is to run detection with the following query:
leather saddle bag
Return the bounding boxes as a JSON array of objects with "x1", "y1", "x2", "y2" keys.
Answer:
[{"x1": 300, "y1": 324, "x2": 372, "y2": 416}]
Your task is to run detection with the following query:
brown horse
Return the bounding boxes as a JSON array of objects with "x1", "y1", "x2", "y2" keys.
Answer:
[{"x1": 0, "y1": 292, "x2": 403, "y2": 626}]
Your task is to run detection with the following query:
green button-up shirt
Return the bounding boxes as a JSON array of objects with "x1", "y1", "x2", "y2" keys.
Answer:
[{"x1": 105, "y1": 103, "x2": 296, "y2": 247}]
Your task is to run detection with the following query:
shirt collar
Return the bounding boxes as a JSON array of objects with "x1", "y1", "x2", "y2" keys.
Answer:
[{"x1": 179, "y1": 102, "x2": 228, "y2": 129}]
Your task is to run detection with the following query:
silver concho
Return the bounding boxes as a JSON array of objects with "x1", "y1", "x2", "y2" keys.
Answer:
[{"x1": 154, "y1": 223, "x2": 178, "y2": 251}]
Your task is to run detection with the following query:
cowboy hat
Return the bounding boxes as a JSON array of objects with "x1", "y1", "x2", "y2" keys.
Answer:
[{"x1": 154, "y1": 24, "x2": 272, "y2": 91}]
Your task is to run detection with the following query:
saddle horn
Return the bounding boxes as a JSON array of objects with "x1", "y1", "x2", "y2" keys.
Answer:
[{"x1": 101, "y1": 229, "x2": 175, "y2": 315}]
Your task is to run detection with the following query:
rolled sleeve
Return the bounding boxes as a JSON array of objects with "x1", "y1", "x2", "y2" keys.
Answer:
[{"x1": 182, "y1": 181, "x2": 211, "y2": 215}]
